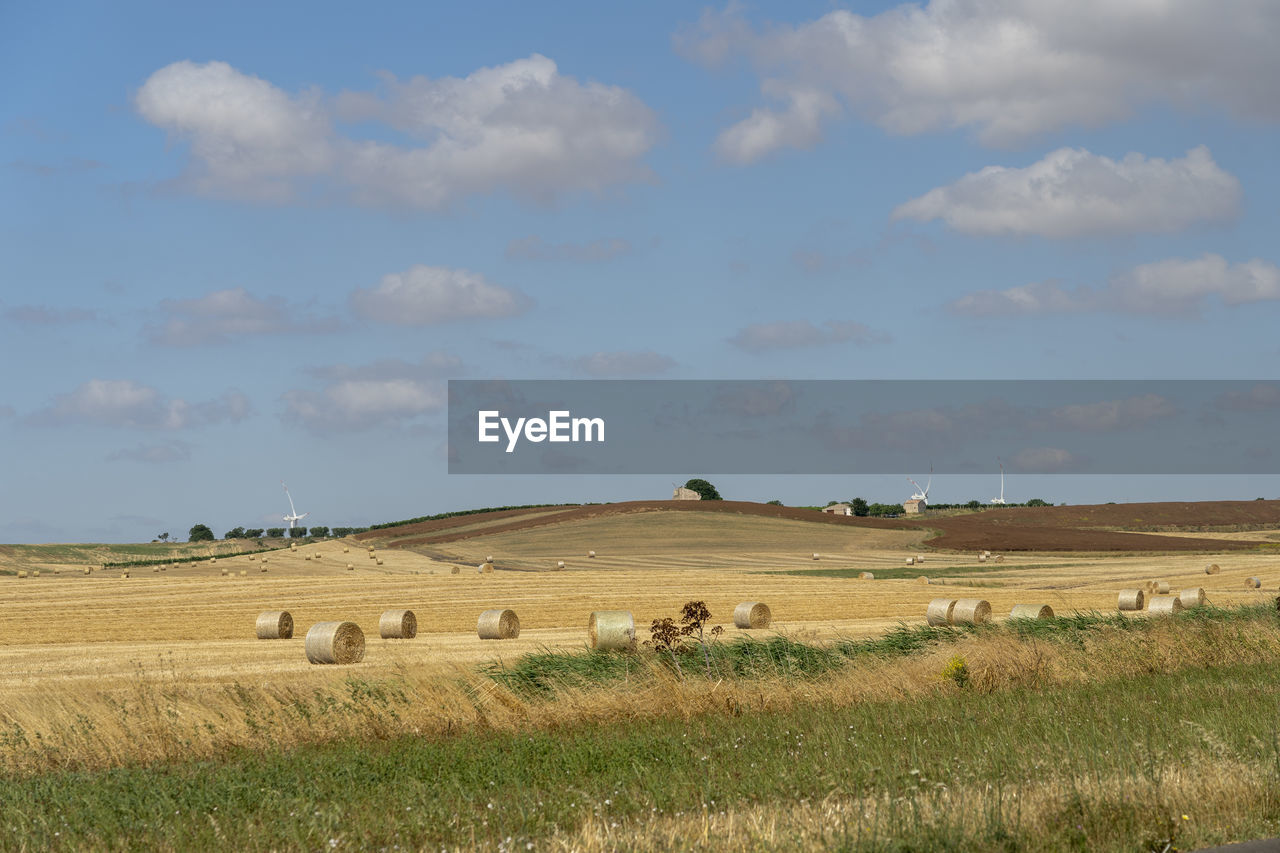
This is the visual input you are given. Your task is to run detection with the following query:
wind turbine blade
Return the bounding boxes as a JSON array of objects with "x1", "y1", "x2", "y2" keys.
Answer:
[{"x1": 282, "y1": 481, "x2": 297, "y2": 516}]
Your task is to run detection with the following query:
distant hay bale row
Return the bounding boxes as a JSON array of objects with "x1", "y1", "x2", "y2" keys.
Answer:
[
  {"x1": 477, "y1": 609, "x2": 519, "y2": 640},
  {"x1": 256, "y1": 611, "x2": 293, "y2": 640},
  {"x1": 589, "y1": 610, "x2": 635, "y2": 650},
  {"x1": 1009, "y1": 603, "x2": 1054, "y2": 620},
  {"x1": 379, "y1": 609, "x2": 417, "y2": 639},
  {"x1": 1118, "y1": 589, "x2": 1145, "y2": 611},
  {"x1": 305, "y1": 621, "x2": 365, "y2": 665},
  {"x1": 733, "y1": 602, "x2": 771, "y2": 629}
]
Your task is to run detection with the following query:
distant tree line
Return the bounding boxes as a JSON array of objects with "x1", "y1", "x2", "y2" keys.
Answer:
[{"x1": 181, "y1": 525, "x2": 373, "y2": 543}]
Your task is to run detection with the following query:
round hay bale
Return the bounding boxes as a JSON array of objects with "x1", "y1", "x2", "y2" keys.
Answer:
[
  {"x1": 220, "y1": 567, "x2": 229, "y2": 576},
  {"x1": 1246, "y1": 577, "x2": 1262, "y2": 589},
  {"x1": 952, "y1": 599, "x2": 991, "y2": 625},
  {"x1": 812, "y1": 553, "x2": 820, "y2": 561},
  {"x1": 1148, "y1": 595, "x2": 1183, "y2": 615},
  {"x1": 17, "y1": 571, "x2": 27, "y2": 579},
  {"x1": 369, "y1": 553, "x2": 376, "y2": 560},
  {"x1": 982, "y1": 550, "x2": 991, "y2": 557},
  {"x1": 375, "y1": 558, "x2": 383, "y2": 566},
  {"x1": 915, "y1": 555, "x2": 925, "y2": 564},
  {"x1": 733, "y1": 602, "x2": 771, "y2": 629},
  {"x1": 1143, "y1": 580, "x2": 1156, "y2": 595},
  {"x1": 1205, "y1": 563, "x2": 1220, "y2": 575},
  {"x1": 83, "y1": 567, "x2": 90, "y2": 575},
  {"x1": 368, "y1": 546, "x2": 375, "y2": 553},
  {"x1": 477, "y1": 608, "x2": 520, "y2": 640},
  {"x1": 1118, "y1": 589, "x2": 1145, "y2": 611},
  {"x1": 557, "y1": 560, "x2": 566, "y2": 569},
  {"x1": 588, "y1": 610, "x2": 634, "y2": 650},
  {"x1": 347, "y1": 563, "x2": 354, "y2": 571},
  {"x1": 486, "y1": 555, "x2": 494, "y2": 563},
  {"x1": 256, "y1": 611, "x2": 294, "y2": 640},
  {"x1": 153, "y1": 567, "x2": 159, "y2": 573},
  {"x1": 916, "y1": 576, "x2": 930, "y2": 585},
  {"x1": 120, "y1": 572, "x2": 128, "y2": 579},
  {"x1": 305, "y1": 621, "x2": 365, "y2": 665},
  {"x1": 1156, "y1": 580, "x2": 1171, "y2": 595},
  {"x1": 343, "y1": 546, "x2": 349, "y2": 553},
  {"x1": 379, "y1": 609, "x2": 417, "y2": 639},
  {"x1": 858, "y1": 571, "x2": 874, "y2": 580},
  {"x1": 32, "y1": 570, "x2": 40, "y2": 578},
  {"x1": 1181, "y1": 587, "x2": 1206, "y2": 608},
  {"x1": 260, "y1": 565, "x2": 268, "y2": 573},
  {"x1": 450, "y1": 565, "x2": 460, "y2": 575},
  {"x1": 305, "y1": 554, "x2": 312, "y2": 561},
  {"x1": 291, "y1": 543, "x2": 297, "y2": 550},
  {"x1": 314, "y1": 553, "x2": 321, "y2": 560},
  {"x1": 210, "y1": 558, "x2": 216, "y2": 564},
  {"x1": 978, "y1": 554, "x2": 988, "y2": 563},
  {"x1": 478, "y1": 562, "x2": 494, "y2": 574},
  {"x1": 1009, "y1": 604, "x2": 1054, "y2": 620},
  {"x1": 994, "y1": 555, "x2": 1004, "y2": 563},
  {"x1": 239, "y1": 569, "x2": 247, "y2": 577},
  {"x1": 926, "y1": 598, "x2": 956, "y2": 626},
  {"x1": 589, "y1": 550, "x2": 596, "y2": 558},
  {"x1": 905, "y1": 557, "x2": 915, "y2": 566},
  {"x1": 248, "y1": 555, "x2": 255, "y2": 561}
]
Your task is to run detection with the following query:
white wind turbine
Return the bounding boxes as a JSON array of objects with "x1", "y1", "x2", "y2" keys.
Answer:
[
  {"x1": 907, "y1": 464, "x2": 932, "y2": 505},
  {"x1": 990, "y1": 459, "x2": 1007, "y2": 505},
  {"x1": 281, "y1": 481, "x2": 309, "y2": 529}
]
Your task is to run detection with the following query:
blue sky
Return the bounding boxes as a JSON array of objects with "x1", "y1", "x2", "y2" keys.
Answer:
[{"x1": 3, "y1": 1, "x2": 1279, "y2": 542}]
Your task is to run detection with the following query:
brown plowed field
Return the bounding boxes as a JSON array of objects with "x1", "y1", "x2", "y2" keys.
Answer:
[{"x1": 362, "y1": 499, "x2": 1280, "y2": 552}]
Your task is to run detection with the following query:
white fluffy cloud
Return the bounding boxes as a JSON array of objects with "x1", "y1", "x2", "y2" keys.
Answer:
[
  {"x1": 350, "y1": 265, "x2": 529, "y2": 326},
  {"x1": 30, "y1": 380, "x2": 250, "y2": 430},
  {"x1": 728, "y1": 320, "x2": 887, "y2": 352},
  {"x1": 148, "y1": 288, "x2": 339, "y2": 346},
  {"x1": 893, "y1": 146, "x2": 1240, "y2": 237},
  {"x1": 284, "y1": 352, "x2": 457, "y2": 432},
  {"x1": 135, "y1": 56, "x2": 658, "y2": 208},
  {"x1": 950, "y1": 255, "x2": 1280, "y2": 316},
  {"x1": 678, "y1": 2, "x2": 1280, "y2": 160},
  {"x1": 569, "y1": 350, "x2": 677, "y2": 377}
]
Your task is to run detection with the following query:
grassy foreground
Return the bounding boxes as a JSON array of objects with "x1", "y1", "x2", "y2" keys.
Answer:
[
  {"x1": 2, "y1": 661, "x2": 1277, "y2": 851},
  {"x1": 2, "y1": 605, "x2": 1280, "y2": 851}
]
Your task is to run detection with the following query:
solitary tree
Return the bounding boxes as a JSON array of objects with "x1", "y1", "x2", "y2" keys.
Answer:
[
  {"x1": 1025, "y1": 498, "x2": 1049, "y2": 507},
  {"x1": 188, "y1": 524, "x2": 214, "y2": 543},
  {"x1": 849, "y1": 498, "x2": 869, "y2": 517},
  {"x1": 683, "y1": 478, "x2": 722, "y2": 501},
  {"x1": 156, "y1": 532, "x2": 170, "y2": 542}
]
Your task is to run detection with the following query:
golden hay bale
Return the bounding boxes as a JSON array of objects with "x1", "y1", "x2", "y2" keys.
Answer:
[
  {"x1": 375, "y1": 558, "x2": 383, "y2": 566},
  {"x1": 1118, "y1": 589, "x2": 1145, "y2": 611},
  {"x1": 812, "y1": 553, "x2": 820, "y2": 561},
  {"x1": 314, "y1": 553, "x2": 321, "y2": 560},
  {"x1": 994, "y1": 555, "x2": 1004, "y2": 563},
  {"x1": 1009, "y1": 604, "x2": 1054, "y2": 620},
  {"x1": 1181, "y1": 588, "x2": 1206, "y2": 608},
  {"x1": 248, "y1": 555, "x2": 255, "y2": 561},
  {"x1": 1246, "y1": 577, "x2": 1262, "y2": 589},
  {"x1": 858, "y1": 571, "x2": 874, "y2": 580},
  {"x1": 369, "y1": 553, "x2": 376, "y2": 560},
  {"x1": 305, "y1": 621, "x2": 365, "y2": 665},
  {"x1": 952, "y1": 599, "x2": 991, "y2": 625},
  {"x1": 343, "y1": 546, "x2": 349, "y2": 553},
  {"x1": 153, "y1": 567, "x2": 159, "y2": 573},
  {"x1": 982, "y1": 550, "x2": 991, "y2": 557},
  {"x1": 589, "y1": 550, "x2": 597, "y2": 558},
  {"x1": 239, "y1": 569, "x2": 247, "y2": 576},
  {"x1": 1205, "y1": 563, "x2": 1220, "y2": 575},
  {"x1": 120, "y1": 572, "x2": 128, "y2": 579},
  {"x1": 733, "y1": 602, "x2": 772, "y2": 629},
  {"x1": 17, "y1": 571, "x2": 27, "y2": 579},
  {"x1": 260, "y1": 565, "x2": 268, "y2": 573},
  {"x1": 926, "y1": 598, "x2": 956, "y2": 626},
  {"x1": 916, "y1": 576, "x2": 930, "y2": 585},
  {"x1": 450, "y1": 565, "x2": 460, "y2": 575},
  {"x1": 478, "y1": 562, "x2": 494, "y2": 574},
  {"x1": 347, "y1": 563, "x2": 354, "y2": 571},
  {"x1": 557, "y1": 560, "x2": 566, "y2": 569},
  {"x1": 32, "y1": 570, "x2": 40, "y2": 578},
  {"x1": 978, "y1": 554, "x2": 988, "y2": 563},
  {"x1": 486, "y1": 555, "x2": 494, "y2": 563},
  {"x1": 915, "y1": 555, "x2": 925, "y2": 564},
  {"x1": 1148, "y1": 595, "x2": 1183, "y2": 616},
  {"x1": 1157, "y1": 581, "x2": 1170, "y2": 595},
  {"x1": 256, "y1": 611, "x2": 293, "y2": 640},
  {"x1": 905, "y1": 557, "x2": 915, "y2": 566},
  {"x1": 305, "y1": 554, "x2": 312, "y2": 561},
  {"x1": 368, "y1": 546, "x2": 375, "y2": 553},
  {"x1": 477, "y1": 608, "x2": 520, "y2": 640},
  {"x1": 220, "y1": 566, "x2": 229, "y2": 576},
  {"x1": 83, "y1": 567, "x2": 91, "y2": 575},
  {"x1": 379, "y1": 609, "x2": 417, "y2": 639},
  {"x1": 588, "y1": 610, "x2": 635, "y2": 650}
]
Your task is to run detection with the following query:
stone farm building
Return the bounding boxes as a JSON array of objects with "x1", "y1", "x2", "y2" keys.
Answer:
[
  {"x1": 902, "y1": 499, "x2": 924, "y2": 514},
  {"x1": 672, "y1": 486, "x2": 702, "y2": 500},
  {"x1": 822, "y1": 503, "x2": 852, "y2": 516}
]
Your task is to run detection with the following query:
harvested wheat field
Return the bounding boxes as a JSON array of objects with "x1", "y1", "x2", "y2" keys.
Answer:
[{"x1": 2, "y1": 503, "x2": 1277, "y2": 702}]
